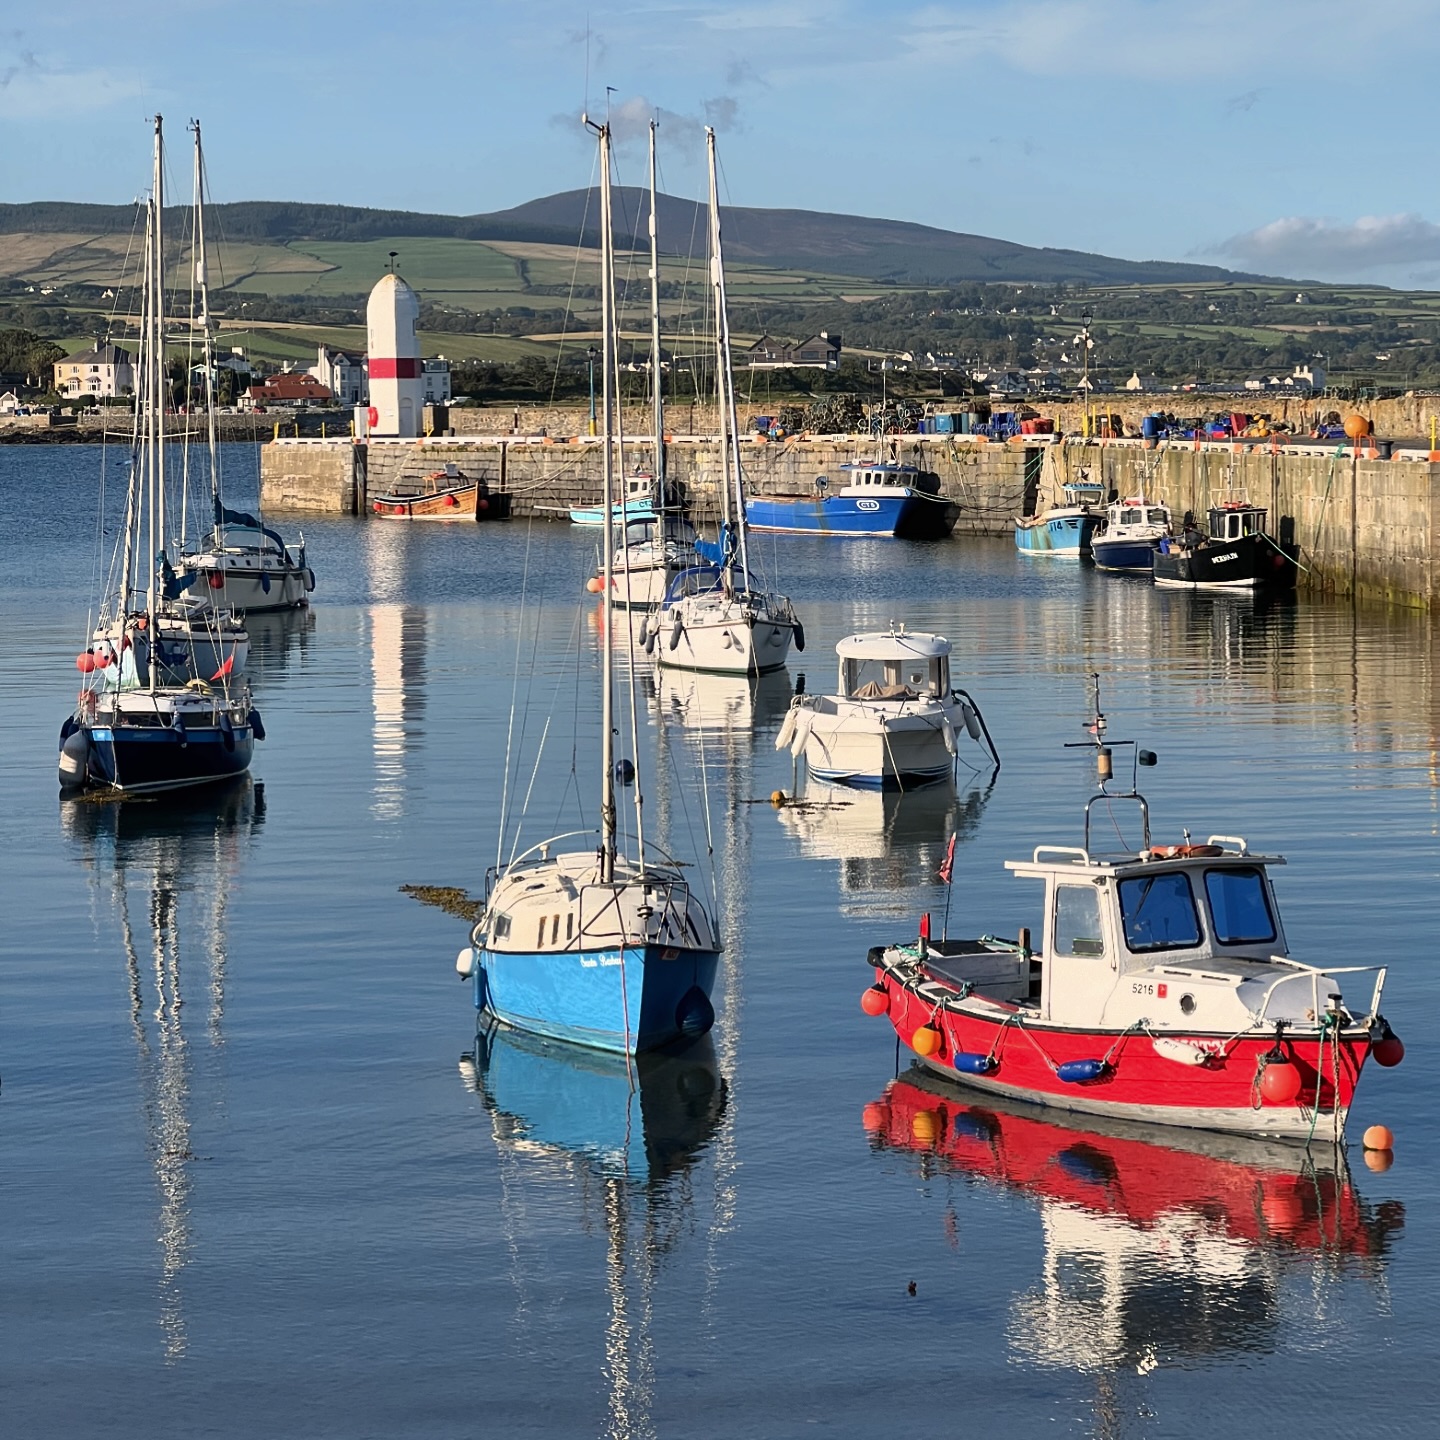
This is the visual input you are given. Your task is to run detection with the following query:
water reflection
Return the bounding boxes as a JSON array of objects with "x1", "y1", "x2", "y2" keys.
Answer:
[
  {"x1": 460, "y1": 1028, "x2": 727, "y2": 1439},
  {"x1": 61, "y1": 778, "x2": 265, "y2": 1362},
  {"x1": 866, "y1": 1068, "x2": 1403, "y2": 1377},
  {"x1": 368, "y1": 603, "x2": 427, "y2": 820},
  {"x1": 651, "y1": 667, "x2": 793, "y2": 738},
  {"x1": 777, "y1": 774, "x2": 994, "y2": 915},
  {"x1": 242, "y1": 605, "x2": 315, "y2": 679}
]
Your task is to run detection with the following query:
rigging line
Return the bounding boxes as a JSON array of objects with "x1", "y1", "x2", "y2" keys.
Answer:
[
  {"x1": 495, "y1": 513, "x2": 537, "y2": 872},
  {"x1": 549, "y1": 144, "x2": 601, "y2": 407}
]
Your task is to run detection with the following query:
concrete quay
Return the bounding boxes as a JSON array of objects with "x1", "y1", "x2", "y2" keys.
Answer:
[{"x1": 259, "y1": 431, "x2": 1440, "y2": 610}]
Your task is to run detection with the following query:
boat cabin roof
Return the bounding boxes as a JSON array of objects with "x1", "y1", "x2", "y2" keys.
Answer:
[
  {"x1": 836, "y1": 629, "x2": 951, "y2": 662},
  {"x1": 1005, "y1": 838, "x2": 1284, "y2": 881}
]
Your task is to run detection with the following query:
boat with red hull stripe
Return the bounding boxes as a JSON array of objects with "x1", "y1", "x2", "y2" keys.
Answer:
[{"x1": 860, "y1": 676, "x2": 1402, "y2": 1140}]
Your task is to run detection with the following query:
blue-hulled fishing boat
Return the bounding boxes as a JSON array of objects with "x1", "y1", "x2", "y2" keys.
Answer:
[
  {"x1": 1015, "y1": 480, "x2": 1103, "y2": 557},
  {"x1": 1091, "y1": 495, "x2": 1173, "y2": 572},
  {"x1": 455, "y1": 116, "x2": 721, "y2": 1056},
  {"x1": 746, "y1": 463, "x2": 959, "y2": 538}
]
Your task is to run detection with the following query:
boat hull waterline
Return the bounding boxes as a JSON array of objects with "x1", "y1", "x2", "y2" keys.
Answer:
[
  {"x1": 1015, "y1": 508, "x2": 1099, "y2": 556},
  {"x1": 745, "y1": 491, "x2": 959, "y2": 539},
  {"x1": 1153, "y1": 533, "x2": 1300, "y2": 591}
]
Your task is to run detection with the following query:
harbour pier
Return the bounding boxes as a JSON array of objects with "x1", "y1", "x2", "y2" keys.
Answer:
[{"x1": 260, "y1": 431, "x2": 1440, "y2": 609}]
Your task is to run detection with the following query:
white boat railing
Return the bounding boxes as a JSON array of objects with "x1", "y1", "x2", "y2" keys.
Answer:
[{"x1": 1253, "y1": 959, "x2": 1388, "y2": 1028}]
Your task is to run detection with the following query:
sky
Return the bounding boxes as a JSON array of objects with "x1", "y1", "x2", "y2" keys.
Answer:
[{"x1": 7, "y1": 0, "x2": 1440, "y2": 287}]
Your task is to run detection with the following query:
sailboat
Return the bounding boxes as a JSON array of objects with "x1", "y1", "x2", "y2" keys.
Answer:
[
  {"x1": 454, "y1": 115, "x2": 721, "y2": 1056},
  {"x1": 175, "y1": 124, "x2": 314, "y2": 615},
  {"x1": 588, "y1": 119, "x2": 699, "y2": 610},
  {"x1": 59, "y1": 116, "x2": 263, "y2": 795},
  {"x1": 648, "y1": 127, "x2": 802, "y2": 676},
  {"x1": 89, "y1": 118, "x2": 251, "y2": 687}
]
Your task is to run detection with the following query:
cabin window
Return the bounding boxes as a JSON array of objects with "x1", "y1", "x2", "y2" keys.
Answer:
[
  {"x1": 1204, "y1": 867, "x2": 1276, "y2": 945},
  {"x1": 492, "y1": 913, "x2": 511, "y2": 940},
  {"x1": 1122, "y1": 509, "x2": 1141, "y2": 525},
  {"x1": 1053, "y1": 885, "x2": 1105, "y2": 958},
  {"x1": 1118, "y1": 872, "x2": 1202, "y2": 952},
  {"x1": 1147, "y1": 509, "x2": 1167, "y2": 525}
]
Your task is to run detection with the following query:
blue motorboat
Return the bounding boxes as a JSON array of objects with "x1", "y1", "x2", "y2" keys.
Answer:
[
  {"x1": 569, "y1": 471, "x2": 659, "y2": 527},
  {"x1": 1091, "y1": 496, "x2": 1173, "y2": 572},
  {"x1": 746, "y1": 463, "x2": 959, "y2": 538},
  {"x1": 1015, "y1": 481, "x2": 1102, "y2": 557}
]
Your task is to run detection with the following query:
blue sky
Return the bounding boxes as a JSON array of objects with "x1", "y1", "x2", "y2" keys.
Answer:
[{"x1": 7, "y1": 0, "x2": 1440, "y2": 286}]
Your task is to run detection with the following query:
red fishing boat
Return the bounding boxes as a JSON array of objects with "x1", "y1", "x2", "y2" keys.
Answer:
[
  {"x1": 861, "y1": 679, "x2": 1403, "y2": 1140},
  {"x1": 372, "y1": 464, "x2": 511, "y2": 521}
]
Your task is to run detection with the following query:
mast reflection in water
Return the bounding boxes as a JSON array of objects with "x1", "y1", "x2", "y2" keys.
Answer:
[
  {"x1": 62, "y1": 778, "x2": 265, "y2": 1363},
  {"x1": 865, "y1": 1067, "x2": 1403, "y2": 1376},
  {"x1": 460, "y1": 1028, "x2": 727, "y2": 1439}
]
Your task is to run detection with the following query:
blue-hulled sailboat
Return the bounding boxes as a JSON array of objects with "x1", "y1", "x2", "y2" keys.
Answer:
[{"x1": 455, "y1": 115, "x2": 720, "y2": 1055}]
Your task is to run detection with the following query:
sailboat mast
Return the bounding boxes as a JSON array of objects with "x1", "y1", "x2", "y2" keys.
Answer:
[
  {"x1": 705, "y1": 128, "x2": 749, "y2": 578},
  {"x1": 647, "y1": 120, "x2": 665, "y2": 497},
  {"x1": 596, "y1": 118, "x2": 618, "y2": 885},
  {"x1": 151, "y1": 116, "x2": 166, "y2": 628},
  {"x1": 191, "y1": 120, "x2": 221, "y2": 536}
]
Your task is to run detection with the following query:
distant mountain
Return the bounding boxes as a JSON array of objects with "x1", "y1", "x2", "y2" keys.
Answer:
[{"x1": 0, "y1": 192, "x2": 1257, "y2": 288}]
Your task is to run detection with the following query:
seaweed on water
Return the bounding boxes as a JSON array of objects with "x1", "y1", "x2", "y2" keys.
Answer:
[{"x1": 400, "y1": 884, "x2": 484, "y2": 923}]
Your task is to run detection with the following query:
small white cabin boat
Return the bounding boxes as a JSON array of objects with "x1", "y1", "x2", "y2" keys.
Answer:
[{"x1": 776, "y1": 626, "x2": 997, "y2": 789}]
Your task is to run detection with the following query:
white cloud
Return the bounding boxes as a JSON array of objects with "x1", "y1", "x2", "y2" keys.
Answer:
[{"x1": 1215, "y1": 214, "x2": 1440, "y2": 279}]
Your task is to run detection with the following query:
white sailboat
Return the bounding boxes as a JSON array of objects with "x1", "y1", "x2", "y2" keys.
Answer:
[
  {"x1": 60, "y1": 117, "x2": 262, "y2": 795},
  {"x1": 649, "y1": 127, "x2": 801, "y2": 676},
  {"x1": 589, "y1": 118, "x2": 699, "y2": 610},
  {"x1": 455, "y1": 115, "x2": 721, "y2": 1056},
  {"x1": 176, "y1": 124, "x2": 314, "y2": 614},
  {"x1": 89, "y1": 118, "x2": 250, "y2": 687}
]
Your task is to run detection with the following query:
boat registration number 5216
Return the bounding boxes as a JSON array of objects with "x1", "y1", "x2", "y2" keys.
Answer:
[{"x1": 1131, "y1": 981, "x2": 1168, "y2": 997}]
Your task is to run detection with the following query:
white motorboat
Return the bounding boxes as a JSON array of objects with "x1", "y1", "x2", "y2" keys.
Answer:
[
  {"x1": 1091, "y1": 494, "x2": 1173, "y2": 573},
  {"x1": 776, "y1": 625, "x2": 997, "y2": 789}
]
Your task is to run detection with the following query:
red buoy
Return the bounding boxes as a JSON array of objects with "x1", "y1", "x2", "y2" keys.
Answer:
[
  {"x1": 861, "y1": 1102, "x2": 889, "y2": 1133},
  {"x1": 75, "y1": 652, "x2": 96, "y2": 673},
  {"x1": 860, "y1": 985, "x2": 890, "y2": 1017},
  {"x1": 1259, "y1": 1058, "x2": 1302, "y2": 1104},
  {"x1": 208, "y1": 572, "x2": 225, "y2": 590},
  {"x1": 1372, "y1": 1034, "x2": 1405, "y2": 1068}
]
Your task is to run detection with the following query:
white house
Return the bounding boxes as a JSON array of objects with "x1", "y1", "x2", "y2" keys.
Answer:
[
  {"x1": 422, "y1": 357, "x2": 451, "y2": 405},
  {"x1": 0, "y1": 390, "x2": 19, "y2": 415},
  {"x1": 54, "y1": 342, "x2": 134, "y2": 399},
  {"x1": 309, "y1": 345, "x2": 367, "y2": 406}
]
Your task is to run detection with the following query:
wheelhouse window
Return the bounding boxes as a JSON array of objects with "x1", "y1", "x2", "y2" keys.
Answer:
[
  {"x1": 1118, "y1": 872, "x2": 1202, "y2": 952},
  {"x1": 1053, "y1": 885, "x2": 1105, "y2": 958},
  {"x1": 1204, "y1": 866, "x2": 1276, "y2": 945}
]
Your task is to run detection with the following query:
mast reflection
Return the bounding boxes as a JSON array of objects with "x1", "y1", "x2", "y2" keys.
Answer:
[
  {"x1": 460, "y1": 1028, "x2": 727, "y2": 1439},
  {"x1": 62, "y1": 778, "x2": 265, "y2": 1362},
  {"x1": 865, "y1": 1067, "x2": 1403, "y2": 1373}
]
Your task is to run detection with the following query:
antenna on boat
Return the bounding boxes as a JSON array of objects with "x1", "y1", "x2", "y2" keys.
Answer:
[{"x1": 1066, "y1": 675, "x2": 1157, "y2": 852}]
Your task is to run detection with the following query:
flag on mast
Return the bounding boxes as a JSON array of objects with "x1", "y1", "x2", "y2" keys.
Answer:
[{"x1": 938, "y1": 832, "x2": 956, "y2": 885}]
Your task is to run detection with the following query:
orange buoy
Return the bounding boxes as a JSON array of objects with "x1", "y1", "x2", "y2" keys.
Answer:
[
  {"x1": 1259, "y1": 1057, "x2": 1302, "y2": 1104},
  {"x1": 912, "y1": 1024, "x2": 942, "y2": 1057},
  {"x1": 1372, "y1": 1034, "x2": 1405, "y2": 1068},
  {"x1": 861, "y1": 1101, "x2": 889, "y2": 1133},
  {"x1": 75, "y1": 652, "x2": 96, "y2": 673},
  {"x1": 1343, "y1": 414, "x2": 1371, "y2": 439},
  {"x1": 770, "y1": 790, "x2": 787, "y2": 807},
  {"x1": 1364, "y1": 1148, "x2": 1395, "y2": 1173},
  {"x1": 1363, "y1": 1124, "x2": 1394, "y2": 1151},
  {"x1": 585, "y1": 577, "x2": 603, "y2": 594},
  {"x1": 860, "y1": 985, "x2": 890, "y2": 1017},
  {"x1": 910, "y1": 1109, "x2": 940, "y2": 1144}
]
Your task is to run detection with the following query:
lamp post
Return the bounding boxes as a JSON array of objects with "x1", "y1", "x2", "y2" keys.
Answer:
[
  {"x1": 587, "y1": 345, "x2": 598, "y2": 437},
  {"x1": 1080, "y1": 308, "x2": 1093, "y2": 439}
]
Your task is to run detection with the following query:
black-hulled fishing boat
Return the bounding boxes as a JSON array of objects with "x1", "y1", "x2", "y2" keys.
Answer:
[{"x1": 1152, "y1": 500, "x2": 1298, "y2": 591}]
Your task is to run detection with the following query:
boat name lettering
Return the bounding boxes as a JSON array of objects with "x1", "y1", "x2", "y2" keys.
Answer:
[
  {"x1": 1212, "y1": 552, "x2": 1238, "y2": 563},
  {"x1": 856, "y1": 499, "x2": 881, "y2": 512}
]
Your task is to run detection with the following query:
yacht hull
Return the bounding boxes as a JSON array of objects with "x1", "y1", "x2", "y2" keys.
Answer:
[
  {"x1": 63, "y1": 718, "x2": 254, "y2": 794},
  {"x1": 477, "y1": 943, "x2": 721, "y2": 1054},
  {"x1": 182, "y1": 557, "x2": 314, "y2": 612}
]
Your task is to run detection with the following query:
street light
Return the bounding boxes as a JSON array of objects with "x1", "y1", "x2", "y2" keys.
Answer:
[
  {"x1": 587, "y1": 346, "x2": 598, "y2": 437},
  {"x1": 1079, "y1": 308, "x2": 1094, "y2": 439}
]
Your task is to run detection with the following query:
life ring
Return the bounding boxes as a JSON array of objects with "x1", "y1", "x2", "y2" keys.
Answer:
[{"x1": 1150, "y1": 843, "x2": 1224, "y2": 859}]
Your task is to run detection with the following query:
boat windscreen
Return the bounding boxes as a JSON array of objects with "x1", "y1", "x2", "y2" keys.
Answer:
[
  {"x1": 1203, "y1": 866, "x2": 1276, "y2": 945},
  {"x1": 1118, "y1": 872, "x2": 1202, "y2": 952}
]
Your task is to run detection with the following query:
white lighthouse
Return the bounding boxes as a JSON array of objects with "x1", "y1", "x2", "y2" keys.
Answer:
[{"x1": 365, "y1": 269, "x2": 424, "y2": 437}]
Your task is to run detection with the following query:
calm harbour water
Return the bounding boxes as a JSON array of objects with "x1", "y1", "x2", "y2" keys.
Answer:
[{"x1": 2, "y1": 445, "x2": 1438, "y2": 1438}]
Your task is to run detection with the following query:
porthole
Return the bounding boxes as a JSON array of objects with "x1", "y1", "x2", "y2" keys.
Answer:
[{"x1": 1179, "y1": 994, "x2": 1197, "y2": 1015}]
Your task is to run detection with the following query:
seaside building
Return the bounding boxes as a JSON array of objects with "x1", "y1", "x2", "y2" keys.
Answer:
[
  {"x1": 240, "y1": 373, "x2": 334, "y2": 410},
  {"x1": 53, "y1": 342, "x2": 134, "y2": 399}
]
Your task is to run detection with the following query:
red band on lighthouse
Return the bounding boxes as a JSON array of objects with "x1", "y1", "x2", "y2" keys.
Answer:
[{"x1": 369, "y1": 358, "x2": 422, "y2": 380}]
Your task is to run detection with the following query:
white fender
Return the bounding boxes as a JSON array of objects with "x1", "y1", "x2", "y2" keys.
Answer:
[
  {"x1": 1151, "y1": 1036, "x2": 1209, "y2": 1067},
  {"x1": 775, "y1": 706, "x2": 799, "y2": 753},
  {"x1": 961, "y1": 700, "x2": 981, "y2": 741},
  {"x1": 789, "y1": 708, "x2": 815, "y2": 760},
  {"x1": 940, "y1": 715, "x2": 957, "y2": 756}
]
